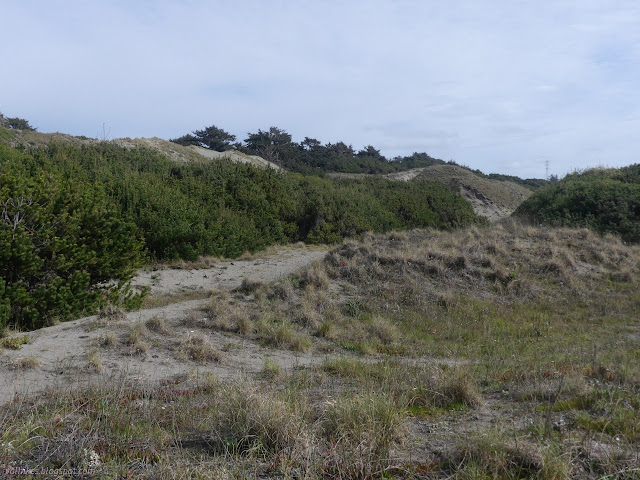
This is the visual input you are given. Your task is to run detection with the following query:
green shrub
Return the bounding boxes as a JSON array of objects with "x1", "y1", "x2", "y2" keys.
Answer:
[
  {"x1": 25, "y1": 142, "x2": 478, "y2": 259},
  {"x1": 0, "y1": 144, "x2": 143, "y2": 330},
  {"x1": 515, "y1": 165, "x2": 640, "y2": 243}
]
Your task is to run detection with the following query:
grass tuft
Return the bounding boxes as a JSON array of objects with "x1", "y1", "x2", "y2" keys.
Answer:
[
  {"x1": 260, "y1": 357, "x2": 282, "y2": 380},
  {"x1": 12, "y1": 356, "x2": 41, "y2": 369},
  {"x1": 177, "y1": 334, "x2": 223, "y2": 363},
  {"x1": 145, "y1": 315, "x2": 170, "y2": 334},
  {"x1": 98, "y1": 304, "x2": 125, "y2": 322},
  {"x1": 321, "y1": 392, "x2": 405, "y2": 476}
]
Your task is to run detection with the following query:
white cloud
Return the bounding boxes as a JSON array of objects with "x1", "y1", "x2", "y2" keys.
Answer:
[{"x1": 1, "y1": 0, "x2": 639, "y2": 178}]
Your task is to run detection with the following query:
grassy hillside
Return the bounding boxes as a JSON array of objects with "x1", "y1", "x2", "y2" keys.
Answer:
[
  {"x1": 386, "y1": 164, "x2": 533, "y2": 221},
  {"x1": 516, "y1": 165, "x2": 640, "y2": 243},
  {"x1": 1, "y1": 222, "x2": 638, "y2": 477}
]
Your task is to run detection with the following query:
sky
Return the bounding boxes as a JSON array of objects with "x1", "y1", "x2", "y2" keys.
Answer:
[{"x1": 2, "y1": 1, "x2": 639, "y2": 179}]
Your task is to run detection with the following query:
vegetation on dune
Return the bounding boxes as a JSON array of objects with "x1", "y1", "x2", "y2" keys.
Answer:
[
  {"x1": 0, "y1": 140, "x2": 477, "y2": 329},
  {"x1": 170, "y1": 124, "x2": 237, "y2": 152},
  {"x1": 191, "y1": 221, "x2": 640, "y2": 361},
  {"x1": 390, "y1": 163, "x2": 533, "y2": 212},
  {"x1": 2, "y1": 222, "x2": 639, "y2": 478},
  {"x1": 171, "y1": 123, "x2": 549, "y2": 188},
  {"x1": 515, "y1": 164, "x2": 640, "y2": 243},
  {"x1": 0, "y1": 113, "x2": 36, "y2": 132},
  {"x1": 22, "y1": 141, "x2": 477, "y2": 259}
]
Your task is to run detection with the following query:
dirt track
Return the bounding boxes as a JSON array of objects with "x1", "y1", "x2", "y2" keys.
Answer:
[
  {"x1": 0, "y1": 246, "x2": 329, "y2": 405},
  {"x1": 132, "y1": 246, "x2": 327, "y2": 296}
]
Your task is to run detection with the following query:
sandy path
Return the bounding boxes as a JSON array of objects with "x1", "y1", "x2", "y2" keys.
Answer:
[
  {"x1": 0, "y1": 246, "x2": 329, "y2": 405},
  {"x1": 133, "y1": 247, "x2": 328, "y2": 296}
]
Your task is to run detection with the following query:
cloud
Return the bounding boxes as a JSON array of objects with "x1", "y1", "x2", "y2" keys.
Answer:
[{"x1": 1, "y1": 0, "x2": 639, "y2": 178}]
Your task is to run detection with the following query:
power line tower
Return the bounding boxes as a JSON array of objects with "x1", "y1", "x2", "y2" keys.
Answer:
[{"x1": 545, "y1": 160, "x2": 550, "y2": 180}]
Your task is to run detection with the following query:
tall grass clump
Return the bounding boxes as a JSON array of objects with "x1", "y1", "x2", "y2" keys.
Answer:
[
  {"x1": 321, "y1": 392, "x2": 405, "y2": 477},
  {"x1": 208, "y1": 382, "x2": 309, "y2": 458}
]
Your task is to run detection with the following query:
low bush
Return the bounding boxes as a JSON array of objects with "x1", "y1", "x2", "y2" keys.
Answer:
[{"x1": 515, "y1": 165, "x2": 640, "y2": 243}]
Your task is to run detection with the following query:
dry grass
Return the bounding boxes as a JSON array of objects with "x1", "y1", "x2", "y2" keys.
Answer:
[
  {"x1": 300, "y1": 260, "x2": 330, "y2": 290},
  {"x1": 2, "y1": 222, "x2": 637, "y2": 477},
  {"x1": 125, "y1": 322, "x2": 146, "y2": 344},
  {"x1": 205, "y1": 381, "x2": 311, "y2": 462},
  {"x1": 124, "y1": 323, "x2": 150, "y2": 355},
  {"x1": 176, "y1": 334, "x2": 223, "y2": 363},
  {"x1": 86, "y1": 348, "x2": 102, "y2": 372},
  {"x1": 260, "y1": 357, "x2": 282, "y2": 380},
  {"x1": 95, "y1": 331, "x2": 117, "y2": 348},
  {"x1": 98, "y1": 304, "x2": 125, "y2": 322},
  {"x1": 11, "y1": 356, "x2": 41, "y2": 369},
  {"x1": 321, "y1": 392, "x2": 406, "y2": 477},
  {"x1": 329, "y1": 221, "x2": 640, "y2": 301},
  {"x1": 145, "y1": 315, "x2": 170, "y2": 335},
  {"x1": 260, "y1": 320, "x2": 312, "y2": 352},
  {"x1": 446, "y1": 433, "x2": 546, "y2": 479},
  {"x1": 237, "y1": 277, "x2": 264, "y2": 294},
  {"x1": 321, "y1": 359, "x2": 482, "y2": 411}
]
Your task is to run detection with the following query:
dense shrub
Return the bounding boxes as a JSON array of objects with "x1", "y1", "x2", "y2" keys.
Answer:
[
  {"x1": 0, "y1": 145, "x2": 144, "y2": 330},
  {"x1": 515, "y1": 165, "x2": 640, "y2": 243},
  {"x1": 27, "y1": 142, "x2": 478, "y2": 259}
]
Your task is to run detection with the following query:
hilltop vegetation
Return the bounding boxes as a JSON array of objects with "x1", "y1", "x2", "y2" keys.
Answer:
[
  {"x1": 516, "y1": 164, "x2": 640, "y2": 243},
  {"x1": 172, "y1": 124, "x2": 549, "y2": 189},
  {"x1": 0, "y1": 113, "x2": 36, "y2": 132}
]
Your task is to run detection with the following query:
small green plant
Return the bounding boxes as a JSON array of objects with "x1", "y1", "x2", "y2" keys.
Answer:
[
  {"x1": 2, "y1": 335, "x2": 29, "y2": 350},
  {"x1": 261, "y1": 357, "x2": 282, "y2": 380}
]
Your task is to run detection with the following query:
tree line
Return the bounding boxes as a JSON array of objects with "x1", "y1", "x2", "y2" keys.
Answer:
[{"x1": 171, "y1": 124, "x2": 548, "y2": 188}]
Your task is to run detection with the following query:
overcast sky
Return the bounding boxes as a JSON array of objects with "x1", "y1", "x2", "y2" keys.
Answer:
[{"x1": 2, "y1": 1, "x2": 639, "y2": 178}]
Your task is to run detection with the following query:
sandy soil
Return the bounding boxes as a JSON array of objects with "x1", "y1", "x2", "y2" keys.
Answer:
[
  {"x1": 459, "y1": 184, "x2": 515, "y2": 222},
  {"x1": 0, "y1": 246, "x2": 329, "y2": 406},
  {"x1": 133, "y1": 247, "x2": 327, "y2": 296},
  {"x1": 386, "y1": 166, "x2": 532, "y2": 222},
  {"x1": 189, "y1": 146, "x2": 281, "y2": 171}
]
